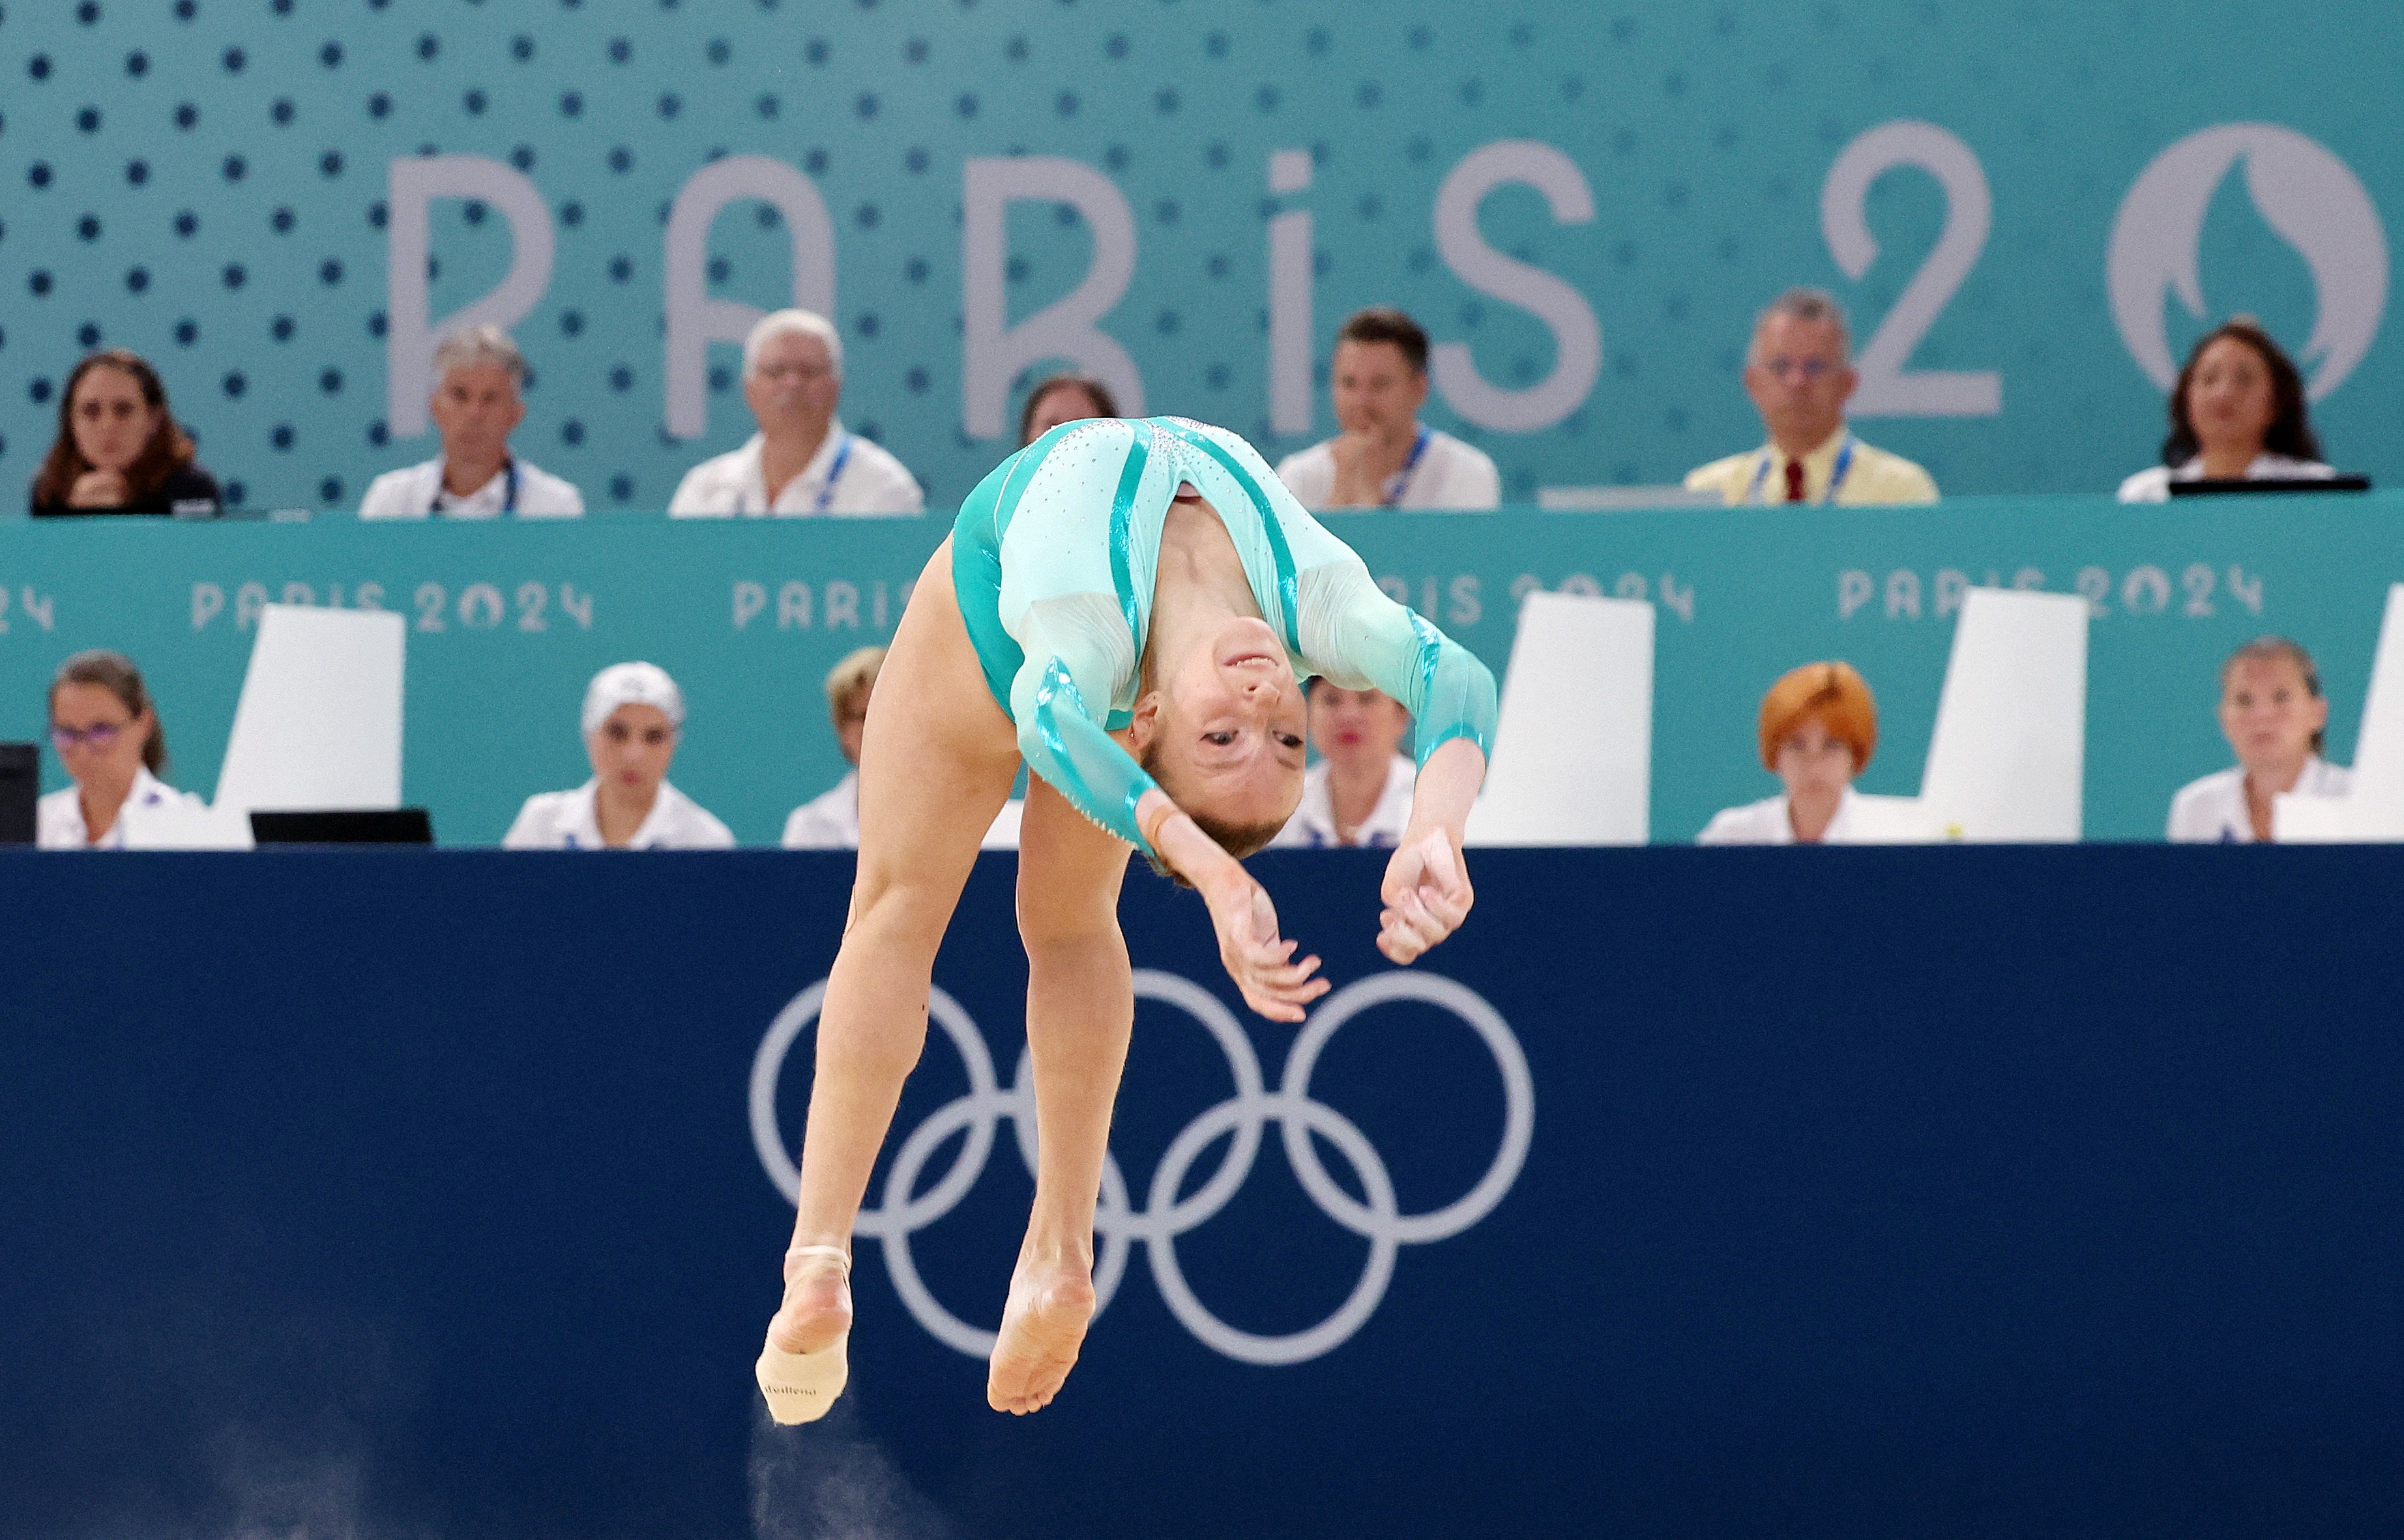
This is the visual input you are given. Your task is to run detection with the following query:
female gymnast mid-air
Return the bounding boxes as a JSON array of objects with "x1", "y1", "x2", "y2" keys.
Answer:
[{"x1": 757, "y1": 416, "x2": 1497, "y2": 1422}]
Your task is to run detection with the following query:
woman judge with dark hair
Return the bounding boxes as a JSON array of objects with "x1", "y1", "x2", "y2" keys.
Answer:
[
  {"x1": 29, "y1": 351, "x2": 220, "y2": 516},
  {"x1": 1017, "y1": 373, "x2": 1121, "y2": 448},
  {"x1": 2117, "y1": 319, "x2": 2334, "y2": 501}
]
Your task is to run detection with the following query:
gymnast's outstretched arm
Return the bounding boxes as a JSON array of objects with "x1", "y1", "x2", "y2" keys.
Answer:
[{"x1": 1289, "y1": 557, "x2": 1497, "y2": 963}]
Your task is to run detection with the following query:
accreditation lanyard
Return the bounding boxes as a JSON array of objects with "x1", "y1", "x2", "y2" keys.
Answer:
[
  {"x1": 810, "y1": 435, "x2": 854, "y2": 514},
  {"x1": 1746, "y1": 435, "x2": 1855, "y2": 506},
  {"x1": 1379, "y1": 427, "x2": 1433, "y2": 509},
  {"x1": 431, "y1": 459, "x2": 518, "y2": 517}
]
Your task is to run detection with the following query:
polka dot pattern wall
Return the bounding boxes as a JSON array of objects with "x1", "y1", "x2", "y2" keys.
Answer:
[{"x1": 3, "y1": 0, "x2": 2397, "y2": 510}]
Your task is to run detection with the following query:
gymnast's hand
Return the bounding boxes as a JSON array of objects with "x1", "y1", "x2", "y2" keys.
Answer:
[
  {"x1": 1377, "y1": 830, "x2": 1474, "y2": 965},
  {"x1": 1143, "y1": 792, "x2": 1328, "y2": 1021},
  {"x1": 1202, "y1": 874, "x2": 1328, "y2": 1023}
]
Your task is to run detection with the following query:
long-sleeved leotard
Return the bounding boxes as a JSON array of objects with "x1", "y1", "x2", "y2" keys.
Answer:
[{"x1": 950, "y1": 416, "x2": 1497, "y2": 857}]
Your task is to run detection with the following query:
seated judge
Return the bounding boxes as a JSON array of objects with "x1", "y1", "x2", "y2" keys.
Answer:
[
  {"x1": 505, "y1": 662, "x2": 735, "y2": 849},
  {"x1": 1684, "y1": 289, "x2": 1938, "y2": 506},
  {"x1": 2167, "y1": 637, "x2": 2350, "y2": 842},
  {"x1": 360, "y1": 326, "x2": 583, "y2": 518},
  {"x1": 2117, "y1": 319, "x2": 2335, "y2": 502},
  {"x1": 1019, "y1": 373, "x2": 1120, "y2": 448},
  {"x1": 1698, "y1": 662, "x2": 1883, "y2": 844},
  {"x1": 29, "y1": 350, "x2": 220, "y2": 516},
  {"x1": 782, "y1": 646, "x2": 885, "y2": 849},
  {"x1": 669, "y1": 310, "x2": 924, "y2": 516},
  {"x1": 1270, "y1": 683, "x2": 1416, "y2": 848},
  {"x1": 38, "y1": 650, "x2": 207, "y2": 849},
  {"x1": 1274, "y1": 306, "x2": 1499, "y2": 510}
]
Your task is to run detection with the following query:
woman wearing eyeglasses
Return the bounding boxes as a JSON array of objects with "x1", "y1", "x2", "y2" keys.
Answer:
[{"x1": 38, "y1": 650, "x2": 206, "y2": 849}]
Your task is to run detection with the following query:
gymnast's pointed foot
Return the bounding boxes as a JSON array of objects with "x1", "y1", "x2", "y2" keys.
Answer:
[
  {"x1": 757, "y1": 1245, "x2": 853, "y2": 1425},
  {"x1": 986, "y1": 1253, "x2": 1096, "y2": 1416}
]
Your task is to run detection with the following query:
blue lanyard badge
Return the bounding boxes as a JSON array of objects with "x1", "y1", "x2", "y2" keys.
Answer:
[
  {"x1": 1746, "y1": 435, "x2": 1856, "y2": 506},
  {"x1": 1379, "y1": 427, "x2": 1432, "y2": 508},
  {"x1": 431, "y1": 459, "x2": 518, "y2": 517},
  {"x1": 812, "y1": 435, "x2": 854, "y2": 513}
]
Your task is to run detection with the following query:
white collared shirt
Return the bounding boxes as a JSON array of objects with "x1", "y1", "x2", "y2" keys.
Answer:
[
  {"x1": 781, "y1": 772, "x2": 1023, "y2": 850},
  {"x1": 669, "y1": 424, "x2": 925, "y2": 517},
  {"x1": 1271, "y1": 755, "x2": 1417, "y2": 849},
  {"x1": 359, "y1": 457, "x2": 585, "y2": 520},
  {"x1": 1274, "y1": 427, "x2": 1500, "y2": 511},
  {"x1": 37, "y1": 766, "x2": 203, "y2": 849},
  {"x1": 782, "y1": 772, "x2": 860, "y2": 849},
  {"x1": 1697, "y1": 787, "x2": 1868, "y2": 845},
  {"x1": 502, "y1": 779, "x2": 735, "y2": 850},
  {"x1": 2166, "y1": 757, "x2": 2352, "y2": 843},
  {"x1": 2117, "y1": 454, "x2": 2336, "y2": 504}
]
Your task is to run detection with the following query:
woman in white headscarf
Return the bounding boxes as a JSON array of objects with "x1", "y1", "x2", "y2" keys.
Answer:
[{"x1": 503, "y1": 661, "x2": 735, "y2": 849}]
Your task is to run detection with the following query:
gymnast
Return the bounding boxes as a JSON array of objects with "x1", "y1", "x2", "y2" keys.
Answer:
[{"x1": 757, "y1": 416, "x2": 1497, "y2": 1422}]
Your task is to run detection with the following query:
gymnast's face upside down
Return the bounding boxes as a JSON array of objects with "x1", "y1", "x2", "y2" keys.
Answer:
[{"x1": 1130, "y1": 613, "x2": 1309, "y2": 850}]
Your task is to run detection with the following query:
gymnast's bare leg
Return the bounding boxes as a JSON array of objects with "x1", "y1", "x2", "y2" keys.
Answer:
[
  {"x1": 986, "y1": 776, "x2": 1139, "y2": 1414},
  {"x1": 768, "y1": 539, "x2": 1019, "y2": 1365}
]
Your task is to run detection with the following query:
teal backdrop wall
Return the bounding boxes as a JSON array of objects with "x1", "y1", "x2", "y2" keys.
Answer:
[
  {"x1": 1, "y1": 1, "x2": 2399, "y2": 510},
  {"x1": 2, "y1": 495, "x2": 2397, "y2": 845}
]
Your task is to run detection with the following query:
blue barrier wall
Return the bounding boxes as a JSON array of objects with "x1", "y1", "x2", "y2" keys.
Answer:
[
  {"x1": 3, "y1": 495, "x2": 2400, "y2": 843},
  {"x1": 0, "y1": 3, "x2": 2397, "y2": 508},
  {"x1": 3, "y1": 848, "x2": 2401, "y2": 1537}
]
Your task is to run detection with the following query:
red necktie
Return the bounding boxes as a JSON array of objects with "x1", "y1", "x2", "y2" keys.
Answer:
[{"x1": 1784, "y1": 458, "x2": 1807, "y2": 502}]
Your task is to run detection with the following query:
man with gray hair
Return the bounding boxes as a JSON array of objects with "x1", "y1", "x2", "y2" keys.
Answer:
[
  {"x1": 360, "y1": 325, "x2": 585, "y2": 519},
  {"x1": 669, "y1": 310, "x2": 924, "y2": 517},
  {"x1": 1684, "y1": 289, "x2": 1937, "y2": 505}
]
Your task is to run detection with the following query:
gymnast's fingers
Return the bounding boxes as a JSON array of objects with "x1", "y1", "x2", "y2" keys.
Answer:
[{"x1": 1395, "y1": 886, "x2": 1450, "y2": 948}]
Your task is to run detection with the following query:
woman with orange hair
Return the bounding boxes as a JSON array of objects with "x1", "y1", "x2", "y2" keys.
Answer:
[{"x1": 1698, "y1": 662, "x2": 1881, "y2": 844}]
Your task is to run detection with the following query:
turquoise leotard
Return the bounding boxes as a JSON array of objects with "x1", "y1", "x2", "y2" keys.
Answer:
[{"x1": 950, "y1": 416, "x2": 1497, "y2": 858}]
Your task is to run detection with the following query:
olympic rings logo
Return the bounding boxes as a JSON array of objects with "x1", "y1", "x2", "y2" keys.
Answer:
[{"x1": 749, "y1": 969, "x2": 1534, "y2": 1366}]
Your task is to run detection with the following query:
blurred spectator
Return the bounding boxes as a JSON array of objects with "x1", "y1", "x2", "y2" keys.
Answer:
[
  {"x1": 1684, "y1": 289, "x2": 1937, "y2": 506},
  {"x1": 670, "y1": 310, "x2": 924, "y2": 517},
  {"x1": 2167, "y1": 637, "x2": 2350, "y2": 841},
  {"x1": 361, "y1": 327, "x2": 583, "y2": 519},
  {"x1": 1698, "y1": 662, "x2": 1881, "y2": 843},
  {"x1": 29, "y1": 351, "x2": 220, "y2": 516},
  {"x1": 1270, "y1": 684, "x2": 1416, "y2": 848},
  {"x1": 783, "y1": 646, "x2": 884, "y2": 849},
  {"x1": 504, "y1": 663, "x2": 733, "y2": 849},
  {"x1": 1275, "y1": 307, "x2": 1499, "y2": 510},
  {"x1": 2118, "y1": 320, "x2": 2334, "y2": 502},
  {"x1": 38, "y1": 650, "x2": 205, "y2": 848},
  {"x1": 1019, "y1": 373, "x2": 1121, "y2": 447},
  {"x1": 781, "y1": 645, "x2": 1023, "y2": 850}
]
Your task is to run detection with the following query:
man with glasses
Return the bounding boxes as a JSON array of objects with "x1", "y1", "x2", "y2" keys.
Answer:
[
  {"x1": 1683, "y1": 289, "x2": 1937, "y2": 506},
  {"x1": 669, "y1": 310, "x2": 924, "y2": 517}
]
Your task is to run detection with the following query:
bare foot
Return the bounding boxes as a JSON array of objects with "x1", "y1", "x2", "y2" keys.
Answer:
[
  {"x1": 986, "y1": 1260, "x2": 1096, "y2": 1415},
  {"x1": 768, "y1": 1251, "x2": 852, "y2": 1356}
]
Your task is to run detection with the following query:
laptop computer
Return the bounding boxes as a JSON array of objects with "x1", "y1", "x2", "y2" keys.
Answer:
[
  {"x1": 248, "y1": 809, "x2": 435, "y2": 845},
  {"x1": 2168, "y1": 474, "x2": 2371, "y2": 497},
  {"x1": 0, "y1": 743, "x2": 36, "y2": 845}
]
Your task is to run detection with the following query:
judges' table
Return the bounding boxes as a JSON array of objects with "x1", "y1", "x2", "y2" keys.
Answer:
[
  {"x1": 2, "y1": 492, "x2": 2401, "y2": 844},
  {"x1": 1, "y1": 845, "x2": 2399, "y2": 1539}
]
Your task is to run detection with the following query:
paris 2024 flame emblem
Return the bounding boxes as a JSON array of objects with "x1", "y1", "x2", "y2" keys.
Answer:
[{"x1": 2108, "y1": 124, "x2": 2387, "y2": 403}]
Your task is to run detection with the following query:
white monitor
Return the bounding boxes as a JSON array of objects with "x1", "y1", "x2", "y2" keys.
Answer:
[{"x1": 214, "y1": 604, "x2": 407, "y2": 814}]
